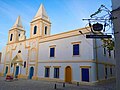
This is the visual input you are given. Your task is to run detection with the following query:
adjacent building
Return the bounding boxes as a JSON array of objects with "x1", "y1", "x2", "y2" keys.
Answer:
[
  {"x1": 111, "y1": 0, "x2": 120, "y2": 89},
  {"x1": 0, "y1": 4, "x2": 115, "y2": 84},
  {"x1": 0, "y1": 52, "x2": 1, "y2": 63}
]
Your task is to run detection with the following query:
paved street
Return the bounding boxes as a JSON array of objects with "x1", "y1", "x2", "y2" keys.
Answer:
[{"x1": 0, "y1": 77, "x2": 116, "y2": 90}]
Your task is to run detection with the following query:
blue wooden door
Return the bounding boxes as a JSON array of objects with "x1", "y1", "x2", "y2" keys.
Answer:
[
  {"x1": 4, "y1": 66, "x2": 8, "y2": 76},
  {"x1": 82, "y1": 68, "x2": 89, "y2": 82},
  {"x1": 29, "y1": 67, "x2": 34, "y2": 79},
  {"x1": 15, "y1": 66, "x2": 19, "y2": 77}
]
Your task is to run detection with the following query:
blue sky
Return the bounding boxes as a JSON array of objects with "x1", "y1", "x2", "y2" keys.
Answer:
[{"x1": 0, "y1": 0, "x2": 111, "y2": 51}]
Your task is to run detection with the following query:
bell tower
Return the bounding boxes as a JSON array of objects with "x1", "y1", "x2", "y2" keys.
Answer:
[
  {"x1": 8, "y1": 16, "x2": 26, "y2": 44},
  {"x1": 30, "y1": 4, "x2": 51, "y2": 38}
]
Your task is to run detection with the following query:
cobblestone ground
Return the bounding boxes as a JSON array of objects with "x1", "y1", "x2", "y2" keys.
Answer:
[{"x1": 0, "y1": 77, "x2": 116, "y2": 90}]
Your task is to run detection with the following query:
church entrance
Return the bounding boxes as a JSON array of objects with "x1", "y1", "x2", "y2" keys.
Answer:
[
  {"x1": 4, "y1": 66, "x2": 8, "y2": 76},
  {"x1": 15, "y1": 66, "x2": 19, "y2": 78},
  {"x1": 11, "y1": 53, "x2": 23, "y2": 78},
  {"x1": 65, "y1": 66, "x2": 72, "y2": 82},
  {"x1": 29, "y1": 67, "x2": 34, "y2": 79}
]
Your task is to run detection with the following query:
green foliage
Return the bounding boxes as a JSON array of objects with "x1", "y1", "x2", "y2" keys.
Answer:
[{"x1": 102, "y1": 39, "x2": 114, "y2": 51}]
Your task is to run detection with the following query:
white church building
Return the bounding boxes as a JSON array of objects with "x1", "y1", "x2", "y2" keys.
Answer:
[{"x1": 0, "y1": 4, "x2": 115, "y2": 84}]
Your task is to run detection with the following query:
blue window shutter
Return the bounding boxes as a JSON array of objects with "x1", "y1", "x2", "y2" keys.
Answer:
[
  {"x1": 110, "y1": 67, "x2": 112, "y2": 75},
  {"x1": 45, "y1": 68, "x2": 47, "y2": 77},
  {"x1": 82, "y1": 68, "x2": 89, "y2": 82},
  {"x1": 57, "y1": 68, "x2": 59, "y2": 78},
  {"x1": 54, "y1": 68, "x2": 59, "y2": 78},
  {"x1": 50, "y1": 48, "x2": 55, "y2": 57},
  {"x1": 105, "y1": 67, "x2": 107, "y2": 75},
  {"x1": 73, "y1": 44, "x2": 79, "y2": 55},
  {"x1": 45, "y1": 68, "x2": 49, "y2": 77},
  {"x1": 54, "y1": 68, "x2": 56, "y2": 78},
  {"x1": 47, "y1": 68, "x2": 49, "y2": 77},
  {"x1": 105, "y1": 67, "x2": 107, "y2": 79}
]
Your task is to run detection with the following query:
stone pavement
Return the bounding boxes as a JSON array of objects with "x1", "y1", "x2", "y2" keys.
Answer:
[{"x1": 0, "y1": 77, "x2": 116, "y2": 90}]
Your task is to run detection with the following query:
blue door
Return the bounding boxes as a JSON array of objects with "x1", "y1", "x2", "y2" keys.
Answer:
[
  {"x1": 82, "y1": 68, "x2": 89, "y2": 82},
  {"x1": 15, "y1": 66, "x2": 19, "y2": 78},
  {"x1": 29, "y1": 67, "x2": 34, "y2": 79},
  {"x1": 4, "y1": 66, "x2": 8, "y2": 76}
]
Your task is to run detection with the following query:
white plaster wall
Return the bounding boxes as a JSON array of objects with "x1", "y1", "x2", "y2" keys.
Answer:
[
  {"x1": 10, "y1": 66, "x2": 14, "y2": 73},
  {"x1": 12, "y1": 43, "x2": 21, "y2": 59},
  {"x1": 29, "y1": 39, "x2": 38, "y2": 61},
  {"x1": 10, "y1": 42, "x2": 28, "y2": 75},
  {"x1": 30, "y1": 49, "x2": 36, "y2": 61},
  {"x1": 0, "y1": 46, "x2": 6, "y2": 73},
  {"x1": 95, "y1": 39, "x2": 115, "y2": 64},
  {"x1": 107, "y1": 65, "x2": 115, "y2": 78},
  {"x1": 38, "y1": 62, "x2": 96, "y2": 82},
  {"x1": 98, "y1": 64, "x2": 105, "y2": 80},
  {"x1": 21, "y1": 67, "x2": 26, "y2": 75},
  {"x1": 39, "y1": 35, "x2": 94, "y2": 61},
  {"x1": 90, "y1": 63, "x2": 97, "y2": 81},
  {"x1": 112, "y1": 66, "x2": 116, "y2": 76},
  {"x1": 40, "y1": 22, "x2": 42, "y2": 36},
  {"x1": 6, "y1": 53, "x2": 10, "y2": 61},
  {"x1": 98, "y1": 64, "x2": 115, "y2": 80},
  {"x1": 38, "y1": 64, "x2": 45, "y2": 77},
  {"x1": 1, "y1": 46, "x2": 6, "y2": 63},
  {"x1": 29, "y1": 62, "x2": 36, "y2": 65},
  {"x1": 0, "y1": 64, "x2": 4, "y2": 72},
  {"x1": 12, "y1": 42, "x2": 28, "y2": 62},
  {"x1": 21, "y1": 44, "x2": 29, "y2": 62},
  {"x1": 93, "y1": 39, "x2": 116, "y2": 81},
  {"x1": 29, "y1": 39, "x2": 38, "y2": 49}
]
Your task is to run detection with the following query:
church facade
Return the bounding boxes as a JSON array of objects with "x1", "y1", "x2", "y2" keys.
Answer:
[{"x1": 0, "y1": 4, "x2": 115, "y2": 84}]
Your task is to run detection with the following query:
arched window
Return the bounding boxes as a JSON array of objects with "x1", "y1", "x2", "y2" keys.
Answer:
[
  {"x1": 24, "y1": 61, "x2": 26, "y2": 68},
  {"x1": 45, "y1": 26, "x2": 47, "y2": 35},
  {"x1": 10, "y1": 34, "x2": 13, "y2": 41},
  {"x1": 33, "y1": 26, "x2": 37, "y2": 34},
  {"x1": 18, "y1": 34, "x2": 20, "y2": 37}
]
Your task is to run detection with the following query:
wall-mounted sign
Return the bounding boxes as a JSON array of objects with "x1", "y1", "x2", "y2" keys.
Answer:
[
  {"x1": 93, "y1": 23, "x2": 103, "y2": 31},
  {"x1": 86, "y1": 35, "x2": 112, "y2": 38}
]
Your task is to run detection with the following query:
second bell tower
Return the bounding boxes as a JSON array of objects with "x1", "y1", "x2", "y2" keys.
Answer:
[{"x1": 30, "y1": 4, "x2": 51, "y2": 38}]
